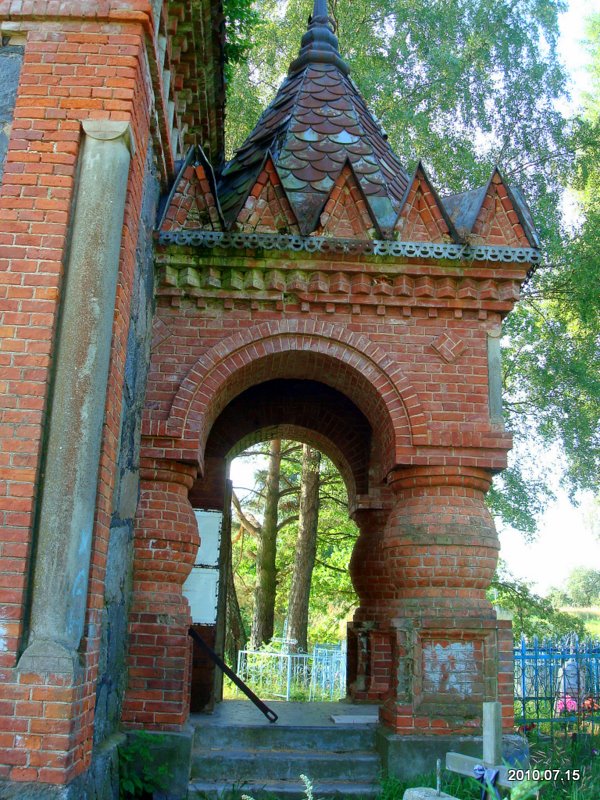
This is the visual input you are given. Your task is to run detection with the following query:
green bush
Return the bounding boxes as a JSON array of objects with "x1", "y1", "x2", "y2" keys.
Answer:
[{"x1": 118, "y1": 731, "x2": 170, "y2": 799}]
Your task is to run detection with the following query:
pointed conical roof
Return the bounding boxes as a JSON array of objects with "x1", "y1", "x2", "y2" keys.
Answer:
[{"x1": 218, "y1": 0, "x2": 409, "y2": 235}]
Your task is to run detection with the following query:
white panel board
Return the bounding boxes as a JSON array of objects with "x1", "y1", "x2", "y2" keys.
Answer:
[
  {"x1": 193, "y1": 510, "x2": 222, "y2": 567},
  {"x1": 183, "y1": 568, "x2": 219, "y2": 624}
]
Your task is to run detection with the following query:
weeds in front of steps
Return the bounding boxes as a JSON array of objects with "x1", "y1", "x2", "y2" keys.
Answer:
[
  {"x1": 191, "y1": 736, "x2": 600, "y2": 800},
  {"x1": 241, "y1": 774, "x2": 321, "y2": 800}
]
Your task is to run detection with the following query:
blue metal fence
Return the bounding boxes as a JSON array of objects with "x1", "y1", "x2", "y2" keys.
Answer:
[{"x1": 514, "y1": 635, "x2": 600, "y2": 738}]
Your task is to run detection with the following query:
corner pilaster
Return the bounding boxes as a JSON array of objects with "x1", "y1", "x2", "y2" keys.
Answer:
[{"x1": 18, "y1": 120, "x2": 135, "y2": 675}]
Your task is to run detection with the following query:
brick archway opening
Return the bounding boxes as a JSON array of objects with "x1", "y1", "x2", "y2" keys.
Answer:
[
  {"x1": 157, "y1": 321, "x2": 422, "y2": 481},
  {"x1": 186, "y1": 376, "x2": 391, "y2": 711},
  {"x1": 130, "y1": 319, "x2": 513, "y2": 735},
  {"x1": 204, "y1": 379, "x2": 374, "y2": 505}
]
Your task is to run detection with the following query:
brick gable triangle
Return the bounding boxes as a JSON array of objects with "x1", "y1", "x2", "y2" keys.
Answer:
[
  {"x1": 471, "y1": 169, "x2": 532, "y2": 247},
  {"x1": 235, "y1": 154, "x2": 300, "y2": 234},
  {"x1": 317, "y1": 162, "x2": 379, "y2": 239},
  {"x1": 160, "y1": 149, "x2": 222, "y2": 233},
  {"x1": 395, "y1": 162, "x2": 456, "y2": 243}
]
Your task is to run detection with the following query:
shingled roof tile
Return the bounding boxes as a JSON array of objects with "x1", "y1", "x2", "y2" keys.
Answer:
[
  {"x1": 213, "y1": 0, "x2": 540, "y2": 248},
  {"x1": 217, "y1": 0, "x2": 409, "y2": 232}
]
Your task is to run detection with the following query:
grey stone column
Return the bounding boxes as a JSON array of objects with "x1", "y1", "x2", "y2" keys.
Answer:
[{"x1": 18, "y1": 120, "x2": 135, "y2": 675}]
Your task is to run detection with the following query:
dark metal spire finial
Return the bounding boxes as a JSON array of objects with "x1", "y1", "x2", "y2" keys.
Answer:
[
  {"x1": 311, "y1": 0, "x2": 330, "y2": 25},
  {"x1": 288, "y1": 0, "x2": 349, "y2": 76}
]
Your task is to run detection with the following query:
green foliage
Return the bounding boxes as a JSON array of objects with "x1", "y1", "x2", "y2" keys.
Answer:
[
  {"x1": 490, "y1": 564, "x2": 586, "y2": 639},
  {"x1": 275, "y1": 453, "x2": 358, "y2": 643},
  {"x1": 487, "y1": 460, "x2": 555, "y2": 538},
  {"x1": 497, "y1": 9, "x2": 600, "y2": 527},
  {"x1": 118, "y1": 732, "x2": 170, "y2": 799},
  {"x1": 580, "y1": 611, "x2": 600, "y2": 638},
  {"x1": 223, "y1": 0, "x2": 262, "y2": 83},
  {"x1": 563, "y1": 568, "x2": 600, "y2": 607},
  {"x1": 231, "y1": 443, "x2": 358, "y2": 650},
  {"x1": 526, "y1": 736, "x2": 600, "y2": 800}
]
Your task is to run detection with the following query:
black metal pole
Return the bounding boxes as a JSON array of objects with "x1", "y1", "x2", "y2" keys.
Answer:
[{"x1": 188, "y1": 627, "x2": 278, "y2": 723}]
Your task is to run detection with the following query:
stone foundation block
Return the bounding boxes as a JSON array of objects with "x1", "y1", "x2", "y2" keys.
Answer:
[{"x1": 377, "y1": 729, "x2": 528, "y2": 780}]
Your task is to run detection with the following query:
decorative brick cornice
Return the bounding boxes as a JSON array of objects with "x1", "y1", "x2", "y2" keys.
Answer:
[
  {"x1": 0, "y1": 1, "x2": 225, "y2": 175},
  {"x1": 158, "y1": 229, "x2": 540, "y2": 264},
  {"x1": 156, "y1": 254, "x2": 524, "y2": 314}
]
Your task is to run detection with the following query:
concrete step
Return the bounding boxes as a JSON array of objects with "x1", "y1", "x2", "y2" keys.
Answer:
[
  {"x1": 188, "y1": 778, "x2": 381, "y2": 799},
  {"x1": 193, "y1": 723, "x2": 377, "y2": 753},
  {"x1": 191, "y1": 748, "x2": 381, "y2": 782}
]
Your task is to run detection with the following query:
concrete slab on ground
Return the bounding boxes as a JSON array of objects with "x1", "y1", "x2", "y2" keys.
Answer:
[
  {"x1": 331, "y1": 713, "x2": 379, "y2": 724},
  {"x1": 191, "y1": 699, "x2": 379, "y2": 727}
]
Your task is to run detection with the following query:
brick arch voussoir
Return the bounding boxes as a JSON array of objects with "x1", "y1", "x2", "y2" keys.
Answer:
[{"x1": 166, "y1": 320, "x2": 424, "y2": 469}]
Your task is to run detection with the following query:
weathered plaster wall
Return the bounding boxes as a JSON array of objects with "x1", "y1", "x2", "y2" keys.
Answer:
[{"x1": 0, "y1": 42, "x2": 23, "y2": 185}]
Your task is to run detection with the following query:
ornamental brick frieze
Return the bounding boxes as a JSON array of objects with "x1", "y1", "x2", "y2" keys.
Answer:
[{"x1": 155, "y1": 250, "x2": 525, "y2": 315}]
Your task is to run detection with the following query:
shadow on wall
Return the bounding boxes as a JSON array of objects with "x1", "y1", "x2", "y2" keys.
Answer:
[{"x1": 0, "y1": 42, "x2": 24, "y2": 185}]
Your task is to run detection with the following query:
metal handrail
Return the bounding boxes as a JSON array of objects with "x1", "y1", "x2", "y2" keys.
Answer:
[{"x1": 188, "y1": 627, "x2": 278, "y2": 723}]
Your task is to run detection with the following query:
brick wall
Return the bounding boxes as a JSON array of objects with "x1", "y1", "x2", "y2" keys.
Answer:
[
  {"x1": 0, "y1": 6, "x2": 159, "y2": 789},
  {"x1": 0, "y1": 0, "x2": 225, "y2": 785}
]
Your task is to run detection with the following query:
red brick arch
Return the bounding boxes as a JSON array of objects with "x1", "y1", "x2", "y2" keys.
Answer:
[{"x1": 165, "y1": 320, "x2": 426, "y2": 477}]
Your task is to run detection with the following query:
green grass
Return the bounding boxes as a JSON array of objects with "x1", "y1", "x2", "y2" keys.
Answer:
[{"x1": 378, "y1": 770, "x2": 482, "y2": 799}]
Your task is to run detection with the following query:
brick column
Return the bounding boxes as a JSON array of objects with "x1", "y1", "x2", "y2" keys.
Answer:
[
  {"x1": 348, "y1": 508, "x2": 394, "y2": 701},
  {"x1": 122, "y1": 458, "x2": 199, "y2": 730},
  {"x1": 376, "y1": 466, "x2": 510, "y2": 735}
]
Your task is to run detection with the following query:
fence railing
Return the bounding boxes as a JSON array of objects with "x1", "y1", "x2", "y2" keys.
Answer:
[
  {"x1": 236, "y1": 641, "x2": 347, "y2": 701},
  {"x1": 233, "y1": 633, "x2": 600, "y2": 728},
  {"x1": 514, "y1": 635, "x2": 600, "y2": 738}
]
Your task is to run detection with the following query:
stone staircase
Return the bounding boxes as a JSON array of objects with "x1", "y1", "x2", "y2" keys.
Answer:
[{"x1": 188, "y1": 712, "x2": 382, "y2": 798}]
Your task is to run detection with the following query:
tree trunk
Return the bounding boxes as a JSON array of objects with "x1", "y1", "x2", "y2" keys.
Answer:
[
  {"x1": 250, "y1": 439, "x2": 281, "y2": 648},
  {"x1": 225, "y1": 532, "x2": 247, "y2": 669},
  {"x1": 287, "y1": 445, "x2": 321, "y2": 652}
]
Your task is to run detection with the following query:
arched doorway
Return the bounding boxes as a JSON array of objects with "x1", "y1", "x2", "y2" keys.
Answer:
[{"x1": 185, "y1": 375, "x2": 382, "y2": 713}]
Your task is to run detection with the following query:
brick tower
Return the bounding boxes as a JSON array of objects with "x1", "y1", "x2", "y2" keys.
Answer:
[{"x1": 0, "y1": 0, "x2": 539, "y2": 796}]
